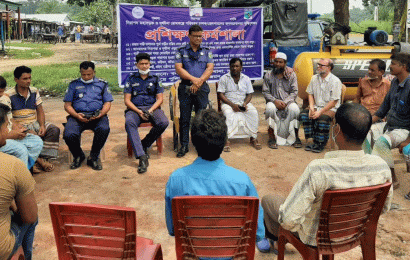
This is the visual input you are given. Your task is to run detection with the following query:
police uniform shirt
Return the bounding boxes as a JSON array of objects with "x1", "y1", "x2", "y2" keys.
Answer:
[
  {"x1": 64, "y1": 77, "x2": 113, "y2": 113},
  {"x1": 175, "y1": 43, "x2": 213, "y2": 79},
  {"x1": 123, "y1": 72, "x2": 164, "y2": 108}
]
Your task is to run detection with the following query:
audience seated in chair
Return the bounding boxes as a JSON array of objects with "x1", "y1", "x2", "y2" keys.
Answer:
[
  {"x1": 298, "y1": 58, "x2": 342, "y2": 153},
  {"x1": 257, "y1": 103, "x2": 393, "y2": 254},
  {"x1": 0, "y1": 105, "x2": 38, "y2": 260},
  {"x1": 0, "y1": 77, "x2": 43, "y2": 171},
  {"x1": 8, "y1": 66, "x2": 60, "y2": 173},
  {"x1": 165, "y1": 108, "x2": 265, "y2": 243},
  {"x1": 124, "y1": 53, "x2": 169, "y2": 174},
  {"x1": 63, "y1": 61, "x2": 113, "y2": 171},
  {"x1": 262, "y1": 52, "x2": 301, "y2": 149},
  {"x1": 366, "y1": 53, "x2": 410, "y2": 192},
  {"x1": 217, "y1": 57, "x2": 261, "y2": 152}
]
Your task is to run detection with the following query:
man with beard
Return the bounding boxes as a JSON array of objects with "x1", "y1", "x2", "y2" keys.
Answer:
[
  {"x1": 217, "y1": 58, "x2": 261, "y2": 151},
  {"x1": 299, "y1": 58, "x2": 342, "y2": 153},
  {"x1": 262, "y1": 52, "x2": 301, "y2": 149}
]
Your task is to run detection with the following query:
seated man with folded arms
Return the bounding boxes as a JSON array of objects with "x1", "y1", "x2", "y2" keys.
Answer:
[
  {"x1": 0, "y1": 77, "x2": 43, "y2": 171},
  {"x1": 370, "y1": 53, "x2": 410, "y2": 192},
  {"x1": 0, "y1": 105, "x2": 38, "y2": 260},
  {"x1": 262, "y1": 52, "x2": 301, "y2": 149},
  {"x1": 217, "y1": 58, "x2": 261, "y2": 152},
  {"x1": 7, "y1": 66, "x2": 60, "y2": 172},
  {"x1": 258, "y1": 103, "x2": 392, "y2": 253},
  {"x1": 63, "y1": 61, "x2": 113, "y2": 171},
  {"x1": 356, "y1": 59, "x2": 391, "y2": 154},
  {"x1": 165, "y1": 109, "x2": 265, "y2": 243},
  {"x1": 124, "y1": 53, "x2": 169, "y2": 174}
]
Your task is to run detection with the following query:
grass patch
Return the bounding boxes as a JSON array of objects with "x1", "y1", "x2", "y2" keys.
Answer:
[
  {"x1": 2, "y1": 63, "x2": 120, "y2": 96},
  {"x1": 3, "y1": 42, "x2": 54, "y2": 59}
]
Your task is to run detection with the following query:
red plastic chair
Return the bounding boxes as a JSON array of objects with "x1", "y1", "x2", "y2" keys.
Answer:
[
  {"x1": 9, "y1": 246, "x2": 25, "y2": 260},
  {"x1": 127, "y1": 122, "x2": 163, "y2": 157},
  {"x1": 172, "y1": 196, "x2": 259, "y2": 260},
  {"x1": 278, "y1": 182, "x2": 392, "y2": 260},
  {"x1": 49, "y1": 202, "x2": 162, "y2": 260}
]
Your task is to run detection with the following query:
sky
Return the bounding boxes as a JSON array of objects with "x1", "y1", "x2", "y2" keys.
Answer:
[{"x1": 310, "y1": 0, "x2": 364, "y2": 14}]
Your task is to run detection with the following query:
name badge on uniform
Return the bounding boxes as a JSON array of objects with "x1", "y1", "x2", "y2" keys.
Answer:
[
  {"x1": 132, "y1": 83, "x2": 139, "y2": 87},
  {"x1": 79, "y1": 93, "x2": 84, "y2": 98},
  {"x1": 183, "y1": 54, "x2": 189, "y2": 58},
  {"x1": 76, "y1": 86, "x2": 85, "y2": 90}
]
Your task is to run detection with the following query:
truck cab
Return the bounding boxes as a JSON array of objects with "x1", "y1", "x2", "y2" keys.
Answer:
[{"x1": 263, "y1": 16, "x2": 328, "y2": 68}]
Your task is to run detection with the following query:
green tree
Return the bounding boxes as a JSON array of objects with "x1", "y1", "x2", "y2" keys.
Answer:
[
  {"x1": 36, "y1": 0, "x2": 66, "y2": 13},
  {"x1": 72, "y1": 0, "x2": 112, "y2": 27}
]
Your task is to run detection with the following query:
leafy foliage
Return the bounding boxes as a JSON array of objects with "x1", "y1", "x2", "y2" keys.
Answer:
[
  {"x1": 72, "y1": 0, "x2": 113, "y2": 27},
  {"x1": 350, "y1": 20, "x2": 392, "y2": 34}
]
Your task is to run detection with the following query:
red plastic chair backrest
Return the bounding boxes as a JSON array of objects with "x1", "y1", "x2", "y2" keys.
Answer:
[
  {"x1": 49, "y1": 202, "x2": 137, "y2": 260},
  {"x1": 172, "y1": 196, "x2": 259, "y2": 260},
  {"x1": 316, "y1": 182, "x2": 392, "y2": 255}
]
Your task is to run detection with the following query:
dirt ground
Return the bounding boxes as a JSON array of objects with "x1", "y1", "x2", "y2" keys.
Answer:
[{"x1": 1, "y1": 42, "x2": 410, "y2": 259}]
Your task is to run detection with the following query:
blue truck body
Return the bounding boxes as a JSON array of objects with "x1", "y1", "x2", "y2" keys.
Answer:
[{"x1": 263, "y1": 18, "x2": 327, "y2": 68}]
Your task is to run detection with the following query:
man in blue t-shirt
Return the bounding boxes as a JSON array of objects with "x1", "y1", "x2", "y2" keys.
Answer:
[
  {"x1": 124, "y1": 53, "x2": 169, "y2": 174},
  {"x1": 165, "y1": 109, "x2": 265, "y2": 243}
]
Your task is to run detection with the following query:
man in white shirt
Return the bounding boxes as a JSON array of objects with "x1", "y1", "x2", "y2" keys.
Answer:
[
  {"x1": 217, "y1": 58, "x2": 261, "y2": 151},
  {"x1": 257, "y1": 102, "x2": 392, "y2": 253},
  {"x1": 299, "y1": 58, "x2": 342, "y2": 153}
]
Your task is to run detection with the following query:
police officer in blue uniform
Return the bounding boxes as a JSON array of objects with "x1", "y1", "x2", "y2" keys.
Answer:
[
  {"x1": 63, "y1": 61, "x2": 113, "y2": 170},
  {"x1": 124, "y1": 53, "x2": 169, "y2": 174},
  {"x1": 175, "y1": 24, "x2": 214, "y2": 157}
]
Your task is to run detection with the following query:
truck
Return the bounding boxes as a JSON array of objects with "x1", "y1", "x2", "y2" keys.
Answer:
[{"x1": 219, "y1": 0, "x2": 327, "y2": 68}]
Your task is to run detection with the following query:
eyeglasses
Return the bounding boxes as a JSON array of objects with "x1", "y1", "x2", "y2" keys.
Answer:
[
  {"x1": 317, "y1": 63, "x2": 329, "y2": 67},
  {"x1": 189, "y1": 34, "x2": 202, "y2": 38}
]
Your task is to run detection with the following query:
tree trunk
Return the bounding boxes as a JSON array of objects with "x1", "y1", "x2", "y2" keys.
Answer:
[
  {"x1": 393, "y1": 0, "x2": 406, "y2": 41},
  {"x1": 332, "y1": 0, "x2": 350, "y2": 27},
  {"x1": 201, "y1": 0, "x2": 216, "y2": 7}
]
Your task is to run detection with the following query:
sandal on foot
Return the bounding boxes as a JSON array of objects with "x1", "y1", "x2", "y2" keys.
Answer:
[
  {"x1": 250, "y1": 138, "x2": 262, "y2": 150},
  {"x1": 32, "y1": 163, "x2": 42, "y2": 174},
  {"x1": 223, "y1": 145, "x2": 231, "y2": 152},
  {"x1": 268, "y1": 139, "x2": 278, "y2": 149},
  {"x1": 293, "y1": 139, "x2": 302, "y2": 148},
  {"x1": 224, "y1": 141, "x2": 231, "y2": 152},
  {"x1": 37, "y1": 158, "x2": 55, "y2": 172}
]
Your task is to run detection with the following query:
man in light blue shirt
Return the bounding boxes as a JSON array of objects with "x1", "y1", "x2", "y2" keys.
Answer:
[{"x1": 165, "y1": 109, "x2": 265, "y2": 242}]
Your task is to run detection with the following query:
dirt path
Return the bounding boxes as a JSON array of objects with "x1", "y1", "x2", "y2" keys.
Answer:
[
  {"x1": 0, "y1": 42, "x2": 117, "y2": 72},
  {"x1": 1, "y1": 42, "x2": 409, "y2": 259}
]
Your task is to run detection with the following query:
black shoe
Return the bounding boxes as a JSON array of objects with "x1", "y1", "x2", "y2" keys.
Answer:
[
  {"x1": 312, "y1": 144, "x2": 325, "y2": 153},
  {"x1": 142, "y1": 146, "x2": 150, "y2": 159},
  {"x1": 70, "y1": 155, "x2": 85, "y2": 169},
  {"x1": 177, "y1": 145, "x2": 189, "y2": 158},
  {"x1": 138, "y1": 155, "x2": 149, "y2": 174},
  {"x1": 305, "y1": 144, "x2": 314, "y2": 151},
  {"x1": 87, "y1": 157, "x2": 102, "y2": 170}
]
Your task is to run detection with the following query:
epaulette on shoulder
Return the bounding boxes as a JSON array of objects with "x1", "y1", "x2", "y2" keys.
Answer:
[
  {"x1": 99, "y1": 78, "x2": 108, "y2": 84},
  {"x1": 70, "y1": 78, "x2": 81, "y2": 84}
]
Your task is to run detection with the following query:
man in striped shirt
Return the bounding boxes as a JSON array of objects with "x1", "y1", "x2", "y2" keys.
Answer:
[{"x1": 257, "y1": 103, "x2": 392, "y2": 252}]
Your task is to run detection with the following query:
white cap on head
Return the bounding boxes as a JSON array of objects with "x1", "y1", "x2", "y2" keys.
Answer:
[{"x1": 275, "y1": 52, "x2": 287, "y2": 61}]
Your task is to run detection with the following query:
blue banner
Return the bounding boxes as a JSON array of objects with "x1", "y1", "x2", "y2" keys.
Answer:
[{"x1": 117, "y1": 4, "x2": 263, "y2": 86}]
